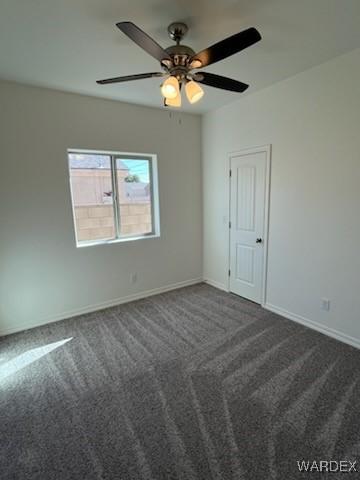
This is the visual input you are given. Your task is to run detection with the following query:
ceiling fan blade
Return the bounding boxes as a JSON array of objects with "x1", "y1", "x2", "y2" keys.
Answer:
[
  {"x1": 97, "y1": 72, "x2": 164, "y2": 85},
  {"x1": 117, "y1": 22, "x2": 171, "y2": 63},
  {"x1": 190, "y1": 27, "x2": 261, "y2": 68},
  {"x1": 195, "y1": 72, "x2": 249, "y2": 92}
]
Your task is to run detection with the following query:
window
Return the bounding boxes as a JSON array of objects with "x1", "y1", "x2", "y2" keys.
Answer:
[{"x1": 68, "y1": 150, "x2": 160, "y2": 246}]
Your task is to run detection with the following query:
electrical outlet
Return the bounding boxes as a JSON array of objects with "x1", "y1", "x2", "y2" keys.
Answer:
[
  {"x1": 130, "y1": 273, "x2": 137, "y2": 284},
  {"x1": 321, "y1": 298, "x2": 330, "y2": 311}
]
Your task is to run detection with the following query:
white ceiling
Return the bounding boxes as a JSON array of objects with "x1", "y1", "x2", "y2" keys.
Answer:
[{"x1": 1, "y1": 0, "x2": 359, "y2": 114}]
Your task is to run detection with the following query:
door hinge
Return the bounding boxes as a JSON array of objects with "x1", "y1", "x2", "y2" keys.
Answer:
[
  {"x1": 229, "y1": 221, "x2": 231, "y2": 229},
  {"x1": 229, "y1": 169, "x2": 232, "y2": 177},
  {"x1": 228, "y1": 269, "x2": 231, "y2": 277}
]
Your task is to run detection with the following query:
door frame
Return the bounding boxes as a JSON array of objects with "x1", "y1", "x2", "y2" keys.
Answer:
[{"x1": 227, "y1": 144, "x2": 271, "y2": 306}]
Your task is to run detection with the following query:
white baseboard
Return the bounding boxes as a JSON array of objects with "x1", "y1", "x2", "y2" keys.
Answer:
[
  {"x1": 264, "y1": 302, "x2": 360, "y2": 350},
  {"x1": 203, "y1": 278, "x2": 228, "y2": 292},
  {"x1": 0, "y1": 277, "x2": 203, "y2": 337}
]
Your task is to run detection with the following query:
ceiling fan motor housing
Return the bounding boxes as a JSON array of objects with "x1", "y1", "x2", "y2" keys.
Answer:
[
  {"x1": 162, "y1": 23, "x2": 196, "y2": 81},
  {"x1": 163, "y1": 44, "x2": 196, "y2": 81}
]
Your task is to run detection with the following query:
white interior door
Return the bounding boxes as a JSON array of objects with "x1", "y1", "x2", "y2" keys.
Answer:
[{"x1": 229, "y1": 149, "x2": 268, "y2": 303}]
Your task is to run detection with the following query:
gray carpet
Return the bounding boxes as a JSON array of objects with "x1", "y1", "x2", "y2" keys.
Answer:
[{"x1": 1, "y1": 283, "x2": 360, "y2": 479}]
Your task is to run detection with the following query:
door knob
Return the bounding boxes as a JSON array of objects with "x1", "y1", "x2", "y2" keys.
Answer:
[{"x1": 256, "y1": 238, "x2": 263, "y2": 243}]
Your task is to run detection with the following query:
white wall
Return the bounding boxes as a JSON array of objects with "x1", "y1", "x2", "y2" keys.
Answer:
[
  {"x1": 0, "y1": 81, "x2": 202, "y2": 335},
  {"x1": 203, "y1": 48, "x2": 360, "y2": 345}
]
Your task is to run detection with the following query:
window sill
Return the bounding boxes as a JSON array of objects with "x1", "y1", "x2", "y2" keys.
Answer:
[{"x1": 76, "y1": 233, "x2": 160, "y2": 248}]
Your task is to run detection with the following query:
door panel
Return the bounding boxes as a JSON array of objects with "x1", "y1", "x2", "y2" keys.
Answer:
[
  {"x1": 230, "y1": 150, "x2": 267, "y2": 303},
  {"x1": 236, "y1": 165, "x2": 256, "y2": 231},
  {"x1": 236, "y1": 245, "x2": 255, "y2": 285}
]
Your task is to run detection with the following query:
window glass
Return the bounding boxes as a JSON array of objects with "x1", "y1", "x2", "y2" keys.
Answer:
[
  {"x1": 116, "y1": 158, "x2": 153, "y2": 236},
  {"x1": 69, "y1": 153, "x2": 115, "y2": 243}
]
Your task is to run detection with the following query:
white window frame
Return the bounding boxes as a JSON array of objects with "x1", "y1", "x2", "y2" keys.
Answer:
[{"x1": 68, "y1": 148, "x2": 160, "y2": 247}]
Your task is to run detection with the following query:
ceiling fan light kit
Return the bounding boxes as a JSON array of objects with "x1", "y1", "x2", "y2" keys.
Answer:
[
  {"x1": 97, "y1": 21, "x2": 261, "y2": 108},
  {"x1": 161, "y1": 76, "x2": 204, "y2": 106}
]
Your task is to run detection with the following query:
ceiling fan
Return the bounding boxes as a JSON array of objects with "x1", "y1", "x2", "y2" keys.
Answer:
[{"x1": 97, "y1": 21, "x2": 261, "y2": 107}]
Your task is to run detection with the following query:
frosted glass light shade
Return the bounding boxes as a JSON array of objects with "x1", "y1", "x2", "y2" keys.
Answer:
[
  {"x1": 161, "y1": 76, "x2": 179, "y2": 99},
  {"x1": 165, "y1": 92, "x2": 181, "y2": 107},
  {"x1": 185, "y1": 80, "x2": 204, "y2": 104}
]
